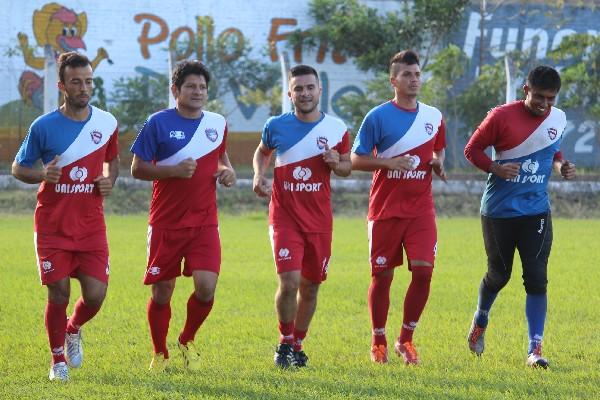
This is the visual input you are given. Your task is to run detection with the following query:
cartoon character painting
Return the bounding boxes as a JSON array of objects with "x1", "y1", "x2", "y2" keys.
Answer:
[{"x1": 17, "y1": 2, "x2": 111, "y2": 109}]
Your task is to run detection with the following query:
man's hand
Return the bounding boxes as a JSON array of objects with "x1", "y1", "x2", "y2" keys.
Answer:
[
  {"x1": 94, "y1": 175, "x2": 114, "y2": 196},
  {"x1": 385, "y1": 155, "x2": 414, "y2": 172},
  {"x1": 430, "y1": 158, "x2": 447, "y2": 182},
  {"x1": 322, "y1": 144, "x2": 340, "y2": 170},
  {"x1": 174, "y1": 157, "x2": 197, "y2": 178},
  {"x1": 560, "y1": 160, "x2": 576, "y2": 180},
  {"x1": 43, "y1": 155, "x2": 62, "y2": 183},
  {"x1": 253, "y1": 174, "x2": 271, "y2": 197},
  {"x1": 214, "y1": 166, "x2": 236, "y2": 187},
  {"x1": 490, "y1": 162, "x2": 520, "y2": 179}
]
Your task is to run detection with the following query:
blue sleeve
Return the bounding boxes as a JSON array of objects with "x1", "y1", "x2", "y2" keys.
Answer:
[
  {"x1": 352, "y1": 112, "x2": 378, "y2": 155},
  {"x1": 14, "y1": 124, "x2": 42, "y2": 167},
  {"x1": 261, "y1": 117, "x2": 275, "y2": 149},
  {"x1": 130, "y1": 118, "x2": 158, "y2": 162}
]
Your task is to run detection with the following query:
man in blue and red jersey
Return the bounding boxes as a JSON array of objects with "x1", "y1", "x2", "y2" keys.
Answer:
[
  {"x1": 12, "y1": 51, "x2": 119, "y2": 382},
  {"x1": 351, "y1": 50, "x2": 447, "y2": 365},
  {"x1": 464, "y1": 65, "x2": 576, "y2": 369},
  {"x1": 130, "y1": 60, "x2": 236, "y2": 372},
  {"x1": 252, "y1": 64, "x2": 351, "y2": 368}
]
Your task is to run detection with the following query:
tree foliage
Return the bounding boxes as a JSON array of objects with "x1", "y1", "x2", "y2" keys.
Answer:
[{"x1": 299, "y1": 0, "x2": 470, "y2": 72}]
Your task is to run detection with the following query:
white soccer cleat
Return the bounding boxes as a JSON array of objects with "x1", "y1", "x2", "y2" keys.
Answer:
[
  {"x1": 65, "y1": 329, "x2": 83, "y2": 368},
  {"x1": 48, "y1": 362, "x2": 69, "y2": 382}
]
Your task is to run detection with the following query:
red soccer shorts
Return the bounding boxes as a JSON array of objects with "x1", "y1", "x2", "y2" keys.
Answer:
[
  {"x1": 269, "y1": 225, "x2": 332, "y2": 284},
  {"x1": 35, "y1": 231, "x2": 109, "y2": 285},
  {"x1": 144, "y1": 225, "x2": 221, "y2": 285},
  {"x1": 368, "y1": 214, "x2": 437, "y2": 275}
]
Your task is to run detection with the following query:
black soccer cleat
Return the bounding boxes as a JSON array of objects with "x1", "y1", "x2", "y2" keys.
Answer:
[
  {"x1": 292, "y1": 350, "x2": 309, "y2": 368},
  {"x1": 274, "y1": 343, "x2": 294, "y2": 368}
]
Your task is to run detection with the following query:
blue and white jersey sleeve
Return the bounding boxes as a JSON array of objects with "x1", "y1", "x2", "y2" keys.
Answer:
[
  {"x1": 352, "y1": 111, "x2": 379, "y2": 155},
  {"x1": 131, "y1": 117, "x2": 159, "y2": 162},
  {"x1": 261, "y1": 116, "x2": 277, "y2": 150},
  {"x1": 15, "y1": 123, "x2": 43, "y2": 167}
]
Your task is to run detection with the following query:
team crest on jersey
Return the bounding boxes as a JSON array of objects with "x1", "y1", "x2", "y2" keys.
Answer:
[
  {"x1": 317, "y1": 136, "x2": 328, "y2": 150},
  {"x1": 205, "y1": 128, "x2": 218, "y2": 142},
  {"x1": 90, "y1": 130, "x2": 102, "y2": 144},
  {"x1": 424, "y1": 123, "x2": 434, "y2": 135},
  {"x1": 169, "y1": 130, "x2": 185, "y2": 140},
  {"x1": 547, "y1": 127, "x2": 558, "y2": 140}
]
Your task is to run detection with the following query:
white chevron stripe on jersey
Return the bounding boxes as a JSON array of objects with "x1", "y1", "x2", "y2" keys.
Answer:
[
  {"x1": 377, "y1": 102, "x2": 442, "y2": 159},
  {"x1": 56, "y1": 106, "x2": 117, "y2": 167},
  {"x1": 156, "y1": 111, "x2": 226, "y2": 166},
  {"x1": 494, "y1": 107, "x2": 566, "y2": 160},
  {"x1": 275, "y1": 114, "x2": 347, "y2": 167}
]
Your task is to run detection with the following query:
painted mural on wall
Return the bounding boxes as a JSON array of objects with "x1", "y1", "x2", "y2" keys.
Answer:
[
  {"x1": 17, "y1": 2, "x2": 112, "y2": 109},
  {"x1": 1, "y1": 1, "x2": 598, "y2": 166}
]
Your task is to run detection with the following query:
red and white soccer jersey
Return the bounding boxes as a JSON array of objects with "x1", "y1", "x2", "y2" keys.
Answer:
[
  {"x1": 264, "y1": 112, "x2": 350, "y2": 233},
  {"x1": 131, "y1": 109, "x2": 227, "y2": 229},
  {"x1": 353, "y1": 101, "x2": 446, "y2": 220},
  {"x1": 15, "y1": 106, "x2": 119, "y2": 243}
]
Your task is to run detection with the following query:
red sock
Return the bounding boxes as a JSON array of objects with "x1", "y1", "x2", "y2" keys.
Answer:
[
  {"x1": 66, "y1": 298, "x2": 101, "y2": 334},
  {"x1": 45, "y1": 301, "x2": 68, "y2": 365},
  {"x1": 399, "y1": 267, "x2": 433, "y2": 343},
  {"x1": 178, "y1": 294, "x2": 214, "y2": 345},
  {"x1": 292, "y1": 329, "x2": 307, "y2": 352},
  {"x1": 368, "y1": 273, "x2": 393, "y2": 346},
  {"x1": 278, "y1": 321, "x2": 294, "y2": 345},
  {"x1": 147, "y1": 298, "x2": 171, "y2": 358}
]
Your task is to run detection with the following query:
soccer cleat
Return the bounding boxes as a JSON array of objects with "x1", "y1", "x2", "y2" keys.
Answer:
[
  {"x1": 467, "y1": 320, "x2": 486, "y2": 356},
  {"x1": 273, "y1": 343, "x2": 294, "y2": 368},
  {"x1": 292, "y1": 350, "x2": 309, "y2": 368},
  {"x1": 370, "y1": 344, "x2": 388, "y2": 364},
  {"x1": 526, "y1": 343, "x2": 549, "y2": 369},
  {"x1": 178, "y1": 341, "x2": 201, "y2": 371},
  {"x1": 48, "y1": 362, "x2": 69, "y2": 382},
  {"x1": 149, "y1": 353, "x2": 169, "y2": 372},
  {"x1": 65, "y1": 329, "x2": 83, "y2": 368},
  {"x1": 394, "y1": 341, "x2": 420, "y2": 365}
]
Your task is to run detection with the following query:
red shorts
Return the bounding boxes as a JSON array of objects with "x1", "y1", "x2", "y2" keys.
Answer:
[
  {"x1": 35, "y1": 232, "x2": 109, "y2": 285},
  {"x1": 144, "y1": 225, "x2": 221, "y2": 285},
  {"x1": 269, "y1": 226, "x2": 332, "y2": 284},
  {"x1": 368, "y1": 214, "x2": 437, "y2": 275}
]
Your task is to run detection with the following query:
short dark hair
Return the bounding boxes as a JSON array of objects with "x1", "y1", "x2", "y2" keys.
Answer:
[
  {"x1": 527, "y1": 65, "x2": 561, "y2": 92},
  {"x1": 389, "y1": 50, "x2": 420, "y2": 77},
  {"x1": 289, "y1": 64, "x2": 319, "y2": 82},
  {"x1": 57, "y1": 51, "x2": 91, "y2": 83},
  {"x1": 172, "y1": 60, "x2": 210, "y2": 89}
]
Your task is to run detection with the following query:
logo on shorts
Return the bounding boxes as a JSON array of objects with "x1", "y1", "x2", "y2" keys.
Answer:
[
  {"x1": 41, "y1": 260, "x2": 53, "y2": 273},
  {"x1": 148, "y1": 266, "x2": 161, "y2": 276},
  {"x1": 106, "y1": 263, "x2": 110, "y2": 276},
  {"x1": 425, "y1": 123, "x2": 434, "y2": 135},
  {"x1": 522, "y1": 159, "x2": 539, "y2": 174},
  {"x1": 547, "y1": 127, "x2": 558, "y2": 140},
  {"x1": 322, "y1": 257, "x2": 330, "y2": 276},
  {"x1": 317, "y1": 136, "x2": 328, "y2": 150},
  {"x1": 90, "y1": 130, "x2": 102, "y2": 144},
  {"x1": 278, "y1": 248, "x2": 291, "y2": 261},
  {"x1": 375, "y1": 256, "x2": 387, "y2": 267},
  {"x1": 169, "y1": 130, "x2": 185, "y2": 140},
  {"x1": 433, "y1": 242, "x2": 438, "y2": 257},
  {"x1": 292, "y1": 166, "x2": 312, "y2": 181},
  {"x1": 205, "y1": 128, "x2": 218, "y2": 142}
]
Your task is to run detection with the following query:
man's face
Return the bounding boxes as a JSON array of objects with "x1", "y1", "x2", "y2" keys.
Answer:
[
  {"x1": 390, "y1": 63, "x2": 421, "y2": 98},
  {"x1": 173, "y1": 74, "x2": 208, "y2": 111},
  {"x1": 524, "y1": 84, "x2": 558, "y2": 116},
  {"x1": 59, "y1": 65, "x2": 93, "y2": 110},
  {"x1": 289, "y1": 74, "x2": 321, "y2": 115}
]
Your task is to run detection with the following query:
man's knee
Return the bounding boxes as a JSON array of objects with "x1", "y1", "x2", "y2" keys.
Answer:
[
  {"x1": 47, "y1": 279, "x2": 70, "y2": 304},
  {"x1": 483, "y1": 269, "x2": 511, "y2": 292},
  {"x1": 152, "y1": 280, "x2": 176, "y2": 304},
  {"x1": 278, "y1": 273, "x2": 300, "y2": 295},
  {"x1": 299, "y1": 279, "x2": 320, "y2": 301},
  {"x1": 523, "y1": 268, "x2": 548, "y2": 294}
]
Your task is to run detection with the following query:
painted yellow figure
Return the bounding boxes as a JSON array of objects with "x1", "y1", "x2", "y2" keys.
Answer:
[{"x1": 17, "y1": 2, "x2": 111, "y2": 108}]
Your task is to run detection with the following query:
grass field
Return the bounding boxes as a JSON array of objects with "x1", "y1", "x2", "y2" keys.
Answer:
[{"x1": 1, "y1": 214, "x2": 599, "y2": 399}]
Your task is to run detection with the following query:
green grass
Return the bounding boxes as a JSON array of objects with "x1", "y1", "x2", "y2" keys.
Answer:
[{"x1": 0, "y1": 214, "x2": 599, "y2": 399}]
